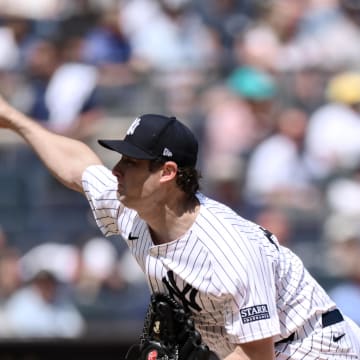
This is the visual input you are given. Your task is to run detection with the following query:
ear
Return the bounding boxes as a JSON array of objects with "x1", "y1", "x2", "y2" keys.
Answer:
[{"x1": 160, "y1": 161, "x2": 178, "y2": 183}]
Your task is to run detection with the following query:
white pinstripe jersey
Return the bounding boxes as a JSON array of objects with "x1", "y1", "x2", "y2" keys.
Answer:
[{"x1": 82, "y1": 165, "x2": 336, "y2": 359}]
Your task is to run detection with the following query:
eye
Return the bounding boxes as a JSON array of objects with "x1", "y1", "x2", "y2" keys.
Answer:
[{"x1": 121, "y1": 157, "x2": 137, "y2": 166}]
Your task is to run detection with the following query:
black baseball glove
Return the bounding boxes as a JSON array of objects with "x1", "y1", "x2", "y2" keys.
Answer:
[{"x1": 125, "y1": 292, "x2": 219, "y2": 360}]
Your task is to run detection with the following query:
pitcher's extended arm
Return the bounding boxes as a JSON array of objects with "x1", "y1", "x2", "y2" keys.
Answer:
[{"x1": 0, "y1": 96, "x2": 103, "y2": 193}]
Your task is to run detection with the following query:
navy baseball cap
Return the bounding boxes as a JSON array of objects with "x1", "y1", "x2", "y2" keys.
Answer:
[{"x1": 98, "y1": 114, "x2": 198, "y2": 167}]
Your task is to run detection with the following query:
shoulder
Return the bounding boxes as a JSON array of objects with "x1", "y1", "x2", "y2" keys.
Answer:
[
  {"x1": 308, "y1": 103, "x2": 350, "y2": 127},
  {"x1": 82, "y1": 164, "x2": 113, "y2": 178},
  {"x1": 196, "y1": 193, "x2": 280, "y2": 259},
  {"x1": 195, "y1": 193, "x2": 265, "y2": 258},
  {"x1": 82, "y1": 165, "x2": 117, "y2": 191},
  {"x1": 197, "y1": 193, "x2": 259, "y2": 237}
]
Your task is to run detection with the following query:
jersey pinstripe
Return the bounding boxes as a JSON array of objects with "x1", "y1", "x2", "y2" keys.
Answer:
[{"x1": 82, "y1": 165, "x2": 359, "y2": 359}]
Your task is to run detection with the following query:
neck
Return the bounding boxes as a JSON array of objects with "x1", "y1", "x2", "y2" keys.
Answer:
[{"x1": 139, "y1": 193, "x2": 200, "y2": 245}]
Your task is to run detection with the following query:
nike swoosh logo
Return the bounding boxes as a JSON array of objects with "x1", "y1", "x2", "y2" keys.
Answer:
[
  {"x1": 128, "y1": 233, "x2": 139, "y2": 240},
  {"x1": 333, "y1": 333, "x2": 345, "y2": 342}
]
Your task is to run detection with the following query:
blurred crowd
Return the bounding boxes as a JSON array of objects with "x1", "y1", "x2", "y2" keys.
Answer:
[{"x1": 0, "y1": 0, "x2": 360, "y2": 339}]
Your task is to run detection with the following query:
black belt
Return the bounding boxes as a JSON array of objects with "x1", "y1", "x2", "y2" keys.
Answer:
[
  {"x1": 322, "y1": 308, "x2": 344, "y2": 327},
  {"x1": 275, "y1": 309, "x2": 344, "y2": 345}
]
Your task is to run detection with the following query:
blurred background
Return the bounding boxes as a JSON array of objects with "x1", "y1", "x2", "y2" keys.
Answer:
[{"x1": 1, "y1": 0, "x2": 360, "y2": 357}]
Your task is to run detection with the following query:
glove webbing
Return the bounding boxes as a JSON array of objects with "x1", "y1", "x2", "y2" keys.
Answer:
[{"x1": 127, "y1": 293, "x2": 220, "y2": 360}]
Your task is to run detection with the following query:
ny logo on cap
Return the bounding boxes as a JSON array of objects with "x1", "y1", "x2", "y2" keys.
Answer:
[{"x1": 127, "y1": 117, "x2": 141, "y2": 135}]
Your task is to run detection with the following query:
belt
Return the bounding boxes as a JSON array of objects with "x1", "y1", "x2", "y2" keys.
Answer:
[{"x1": 275, "y1": 308, "x2": 344, "y2": 345}]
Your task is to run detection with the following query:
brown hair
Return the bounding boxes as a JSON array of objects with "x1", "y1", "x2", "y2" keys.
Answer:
[{"x1": 149, "y1": 158, "x2": 201, "y2": 198}]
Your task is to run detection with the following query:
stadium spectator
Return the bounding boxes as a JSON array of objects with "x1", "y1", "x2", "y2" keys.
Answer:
[
  {"x1": 276, "y1": 0, "x2": 360, "y2": 72},
  {"x1": 304, "y1": 71, "x2": 360, "y2": 182},
  {"x1": 22, "y1": 38, "x2": 103, "y2": 140},
  {"x1": 120, "y1": 0, "x2": 219, "y2": 114},
  {"x1": 3, "y1": 269, "x2": 85, "y2": 338},
  {"x1": 245, "y1": 106, "x2": 318, "y2": 211},
  {"x1": 74, "y1": 236, "x2": 149, "y2": 321},
  {"x1": 199, "y1": 84, "x2": 259, "y2": 178}
]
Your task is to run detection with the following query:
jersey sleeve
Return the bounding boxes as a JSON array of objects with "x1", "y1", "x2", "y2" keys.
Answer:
[
  {"x1": 81, "y1": 165, "x2": 137, "y2": 238},
  {"x1": 223, "y1": 268, "x2": 280, "y2": 344},
  {"x1": 220, "y1": 232, "x2": 281, "y2": 344}
]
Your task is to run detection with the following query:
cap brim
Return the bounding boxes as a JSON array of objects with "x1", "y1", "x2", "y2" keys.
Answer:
[{"x1": 98, "y1": 140, "x2": 156, "y2": 160}]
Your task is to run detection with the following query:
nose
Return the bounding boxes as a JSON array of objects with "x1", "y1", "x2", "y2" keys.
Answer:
[{"x1": 112, "y1": 160, "x2": 123, "y2": 179}]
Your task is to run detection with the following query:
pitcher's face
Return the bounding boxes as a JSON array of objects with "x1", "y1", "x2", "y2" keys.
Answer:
[{"x1": 112, "y1": 156, "x2": 163, "y2": 209}]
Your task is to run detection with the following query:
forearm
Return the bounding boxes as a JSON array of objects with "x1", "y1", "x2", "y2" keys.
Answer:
[
  {"x1": 223, "y1": 337, "x2": 275, "y2": 360},
  {"x1": 1, "y1": 101, "x2": 102, "y2": 192},
  {"x1": 223, "y1": 348, "x2": 252, "y2": 360},
  {"x1": 223, "y1": 350, "x2": 249, "y2": 360}
]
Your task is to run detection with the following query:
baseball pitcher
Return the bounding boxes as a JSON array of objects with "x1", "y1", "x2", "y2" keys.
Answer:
[{"x1": 0, "y1": 98, "x2": 359, "y2": 360}]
